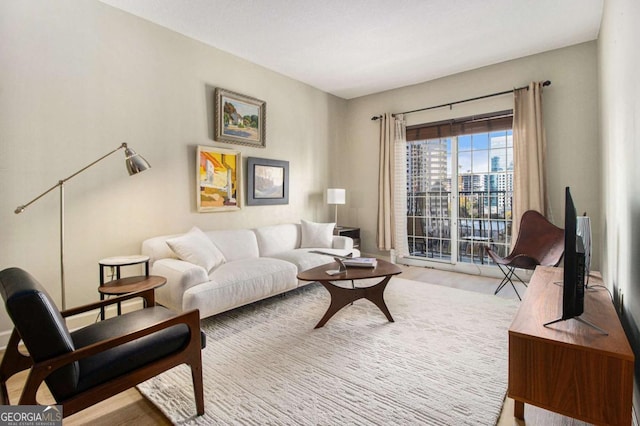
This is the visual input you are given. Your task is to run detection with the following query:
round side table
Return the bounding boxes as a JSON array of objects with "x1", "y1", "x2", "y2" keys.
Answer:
[
  {"x1": 99, "y1": 255, "x2": 150, "y2": 284},
  {"x1": 98, "y1": 255, "x2": 165, "y2": 319},
  {"x1": 98, "y1": 275, "x2": 166, "y2": 317}
]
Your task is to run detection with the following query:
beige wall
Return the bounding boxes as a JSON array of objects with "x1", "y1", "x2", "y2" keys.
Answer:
[
  {"x1": 0, "y1": 1, "x2": 604, "y2": 345},
  {"x1": 599, "y1": 0, "x2": 640, "y2": 407},
  {"x1": 0, "y1": 1, "x2": 345, "y2": 339},
  {"x1": 342, "y1": 42, "x2": 600, "y2": 271}
]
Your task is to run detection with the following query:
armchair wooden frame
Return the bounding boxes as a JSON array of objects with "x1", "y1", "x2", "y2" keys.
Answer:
[{"x1": 0, "y1": 289, "x2": 204, "y2": 418}]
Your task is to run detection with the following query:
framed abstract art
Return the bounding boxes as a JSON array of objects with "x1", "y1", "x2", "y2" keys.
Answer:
[{"x1": 197, "y1": 145, "x2": 242, "y2": 212}]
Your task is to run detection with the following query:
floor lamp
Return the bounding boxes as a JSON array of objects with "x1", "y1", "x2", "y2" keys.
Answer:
[{"x1": 14, "y1": 143, "x2": 151, "y2": 309}]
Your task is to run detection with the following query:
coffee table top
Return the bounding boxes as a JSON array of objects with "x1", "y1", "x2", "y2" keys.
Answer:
[
  {"x1": 98, "y1": 275, "x2": 166, "y2": 295},
  {"x1": 297, "y1": 258, "x2": 402, "y2": 282}
]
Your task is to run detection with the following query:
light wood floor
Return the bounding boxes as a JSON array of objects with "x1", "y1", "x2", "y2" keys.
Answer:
[{"x1": 3, "y1": 265, "x2": 590, "y2": 425}]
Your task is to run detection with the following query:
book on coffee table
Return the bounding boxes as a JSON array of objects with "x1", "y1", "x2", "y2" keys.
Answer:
[{"x1": 343, "y1": 257, "x2": 377, "y2": 268}]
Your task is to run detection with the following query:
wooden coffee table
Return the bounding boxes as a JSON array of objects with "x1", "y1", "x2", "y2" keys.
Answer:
[{"x1": 297, "y1": 258, "x2": 402, "y2": 328}]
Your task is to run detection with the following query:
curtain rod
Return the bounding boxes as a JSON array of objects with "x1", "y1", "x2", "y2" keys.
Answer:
[{"x1": 371, "y1": 80, "x2": 551, "y2": 121}]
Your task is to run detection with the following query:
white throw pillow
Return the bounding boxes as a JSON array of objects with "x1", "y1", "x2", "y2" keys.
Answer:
[
  {"x1": 300, "y1": 220, "x2": 335, "y2": 248},
  {"x1": 166, "y1": 227, "x2": 225, "y2": 272}
]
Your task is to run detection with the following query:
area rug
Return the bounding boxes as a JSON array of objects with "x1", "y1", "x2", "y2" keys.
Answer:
[{"x1": 137, "y1": 277, "x2": 520, "y2": 425}]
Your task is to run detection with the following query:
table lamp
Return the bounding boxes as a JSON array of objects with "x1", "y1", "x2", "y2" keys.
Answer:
[{"x1": 326, "y1": 188, "x2": 346, "y2": 225}]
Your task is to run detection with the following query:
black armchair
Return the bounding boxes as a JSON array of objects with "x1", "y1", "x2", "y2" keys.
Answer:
[{"x1": 0, "y1": 267, "x2": 205, "y2": 418}]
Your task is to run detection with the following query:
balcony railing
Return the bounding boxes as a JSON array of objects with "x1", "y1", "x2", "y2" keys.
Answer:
[{"x1": 407, "y1": 189, "x2": 512, "y2": 265}]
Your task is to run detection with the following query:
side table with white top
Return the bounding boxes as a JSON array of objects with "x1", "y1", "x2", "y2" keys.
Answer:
[{"x1": 98, "y1": 255, "x2": 165, "y2": 320}]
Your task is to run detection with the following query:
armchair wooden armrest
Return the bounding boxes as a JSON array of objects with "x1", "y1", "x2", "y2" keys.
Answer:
[
  {"x1": 16, "y1": 309, "x2": 202, "y2": 414},
  {"x1": 61, "y1": 288, "x2": 156, "y2": 318},
  {"x1": 0, "y1": 267, "x2": 204, "y2": 418},
  {"x1": 0, "y1": 288, "x2": 160, "y2": 401}
]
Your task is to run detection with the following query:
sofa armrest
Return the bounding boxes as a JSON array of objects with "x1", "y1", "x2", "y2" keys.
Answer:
[
  {"x1": 332, "y1": 236, "x2": 354, "y2": 251},
  {"x1": 152, "y1": 259, "x2": 209, "y2": 312}
]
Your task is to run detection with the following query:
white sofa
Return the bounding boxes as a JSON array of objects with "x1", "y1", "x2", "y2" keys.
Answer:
[{"x1": 141, "y1": 222, "x2": 360, "y2": 319}]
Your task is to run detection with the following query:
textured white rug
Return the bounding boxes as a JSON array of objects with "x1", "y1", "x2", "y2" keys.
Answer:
[{"x1": 138, "y1": 277, "x2": 519, "y2": 425}]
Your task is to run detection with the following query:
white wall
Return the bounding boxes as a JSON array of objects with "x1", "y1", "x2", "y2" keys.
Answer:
[
  {"x1": 0, "y1": 1, "x2": 345, "y2": 338},
  {"x1": 342, "y1": 42, "x2": 600, "y2": 271},
  {"x1": 599, "y1": 0, "x2": 640, "y2": 408}
]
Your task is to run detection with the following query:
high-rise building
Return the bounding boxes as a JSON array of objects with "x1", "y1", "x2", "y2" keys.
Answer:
[{"x1": 406, "y1": 139, "x2": 448, "y2": 193}]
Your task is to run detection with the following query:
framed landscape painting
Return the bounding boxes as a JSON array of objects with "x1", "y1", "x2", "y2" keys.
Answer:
[
  {"x1": 214, "y1": 88, "x2": 266, "y2": 148},
  {"x1": 247, "y1": 157, "x2": 289, "y2": 205},
  {"x1": 197, "y1": 145, "x2": 242, "y2": 212}
]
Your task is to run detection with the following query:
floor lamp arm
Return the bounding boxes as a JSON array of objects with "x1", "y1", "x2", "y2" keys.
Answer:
[
  {"x1": 13, "y1": 143, "x2": 128, "y2": 309},
  {"x1": 60, "y1": 143, "x2": 127, "y2": 184},
  {"x1": 14, "y1": 143, "x2": 127, "y2": 214}
]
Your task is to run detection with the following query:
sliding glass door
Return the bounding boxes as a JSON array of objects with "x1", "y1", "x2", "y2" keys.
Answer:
[{"x1": 406, "y1": 129, "x2": 513, "y2": 267}]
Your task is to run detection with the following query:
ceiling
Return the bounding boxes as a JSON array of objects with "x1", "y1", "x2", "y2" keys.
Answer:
[{"x1": 99, "y1": 0, "x2": 604, "y2": 99}]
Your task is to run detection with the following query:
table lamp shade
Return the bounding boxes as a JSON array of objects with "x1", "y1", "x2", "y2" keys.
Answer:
[
  {"x1": 327, "y1": 188, "x2": 346, "y2": 205},
  {"x1": 327, "y1": 188, "x2": 346, "y2": 224}
]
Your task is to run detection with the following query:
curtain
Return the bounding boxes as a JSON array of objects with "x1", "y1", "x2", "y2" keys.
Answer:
[
  {"x1": 393, "y1": 115, "x2": 409, "y2": 258},
  {"x1": 377, "y1": 113, "x2": 394, "y2": 250},
  {"x1": 377, "y1": 113, "x2": 409, "y2": 258},
  {"x1": 512, "y1": 81, "x2": 548, "y2": 241}
]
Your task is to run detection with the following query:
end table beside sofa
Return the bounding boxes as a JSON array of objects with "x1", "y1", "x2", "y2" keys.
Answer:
[{"x1": 98, "y1": 255, "x2": 165, "y2": 319}]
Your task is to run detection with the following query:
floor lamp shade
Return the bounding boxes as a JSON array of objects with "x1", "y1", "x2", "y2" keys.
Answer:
[
  {"x1": 327, "y1": 188, "x2": 346, "y2": 224},
  {"x1": 14, "y1": 143, "x2": 151, "y2": 309},
  {"x1": 125, "y1": 145, "x2": 151, "y2": 175}
]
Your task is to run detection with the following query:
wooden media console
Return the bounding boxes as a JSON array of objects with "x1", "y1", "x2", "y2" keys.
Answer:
[{"x1": 508, "y1": 266, "x2": 634, "y2": 425}]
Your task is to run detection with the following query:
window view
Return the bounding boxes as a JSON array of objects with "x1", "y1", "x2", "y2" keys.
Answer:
[{"x1": 406, "y1": 124, "x2": 513, "y2": 265}]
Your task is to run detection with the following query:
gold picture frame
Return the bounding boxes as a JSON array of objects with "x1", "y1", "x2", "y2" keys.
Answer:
[
  {"x1": 214, "y1": 88, "x2": 266, "y2": 147},
  {"x1": 197, "y1": 145, "x2": 242, "y2": 212}
]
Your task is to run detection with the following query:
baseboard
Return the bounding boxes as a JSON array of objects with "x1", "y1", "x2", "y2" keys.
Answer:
[
  {"x1": 0, "y1": 299, "x2": 144, "y2": 350},
  {"x1": 397, "y1": 256, "x2": 533, "y2": 280}
]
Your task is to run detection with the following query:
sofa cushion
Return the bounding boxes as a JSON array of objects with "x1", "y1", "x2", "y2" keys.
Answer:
[
  {"x1": 141, "y1": 234, "x2": 180, "y2": 266},
  {"x1": 254, "y1": 224, "x2": 301, "y2": 257},
  {"x1": 166, "y1": 227, "x2": 225, "y2": 272},
  {"x1": 300, "y1": 220, "x2": 335, "y2": 248},
  {"x1": 183, "y1": 258, "x2": 297, "y2": 318},
  {"x1": 71, "y1": 307, "x2": 190, "y2": 395},
  {"x1": 268, "y1": 248, "x2": 353, "y2": 273},
  {"x1": 207, "y1": 229, "x2": 260, "y2": 262}
]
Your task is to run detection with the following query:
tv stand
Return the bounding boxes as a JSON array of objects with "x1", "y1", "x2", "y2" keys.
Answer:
[
  {"x1": 509, "y1": 266, "x2": 634, "y2": 425},
  {"x1": 543, "y1": 315, "x2": 608, "y2": 335}
]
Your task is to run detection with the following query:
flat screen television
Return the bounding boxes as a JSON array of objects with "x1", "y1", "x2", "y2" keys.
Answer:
[
  {"x1": 561, "y1": 186, "x2": 585, "y2": 320},
  {"x1": 544, "y1": 187, "x2": 606, "y2": 333}
]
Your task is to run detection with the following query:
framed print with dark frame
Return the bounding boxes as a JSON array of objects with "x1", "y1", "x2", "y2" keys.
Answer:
[
  {"x1": 214, "y1": 88, "x2": 266, "y2": 148},
  {"x1": 197, "y1": 145, "x2": 242, "y2": 212},
  {"x1": 247, "y1": 157, "x2": 289, "y2": 205}
]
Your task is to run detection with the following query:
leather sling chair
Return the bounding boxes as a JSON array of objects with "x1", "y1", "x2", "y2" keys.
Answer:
[
  {"x1": 0, "y1": 267, "x2": 205, "y2": 418},
  {"x1": 485, "y1": 210, "x2": 564, "y2": 301}
]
